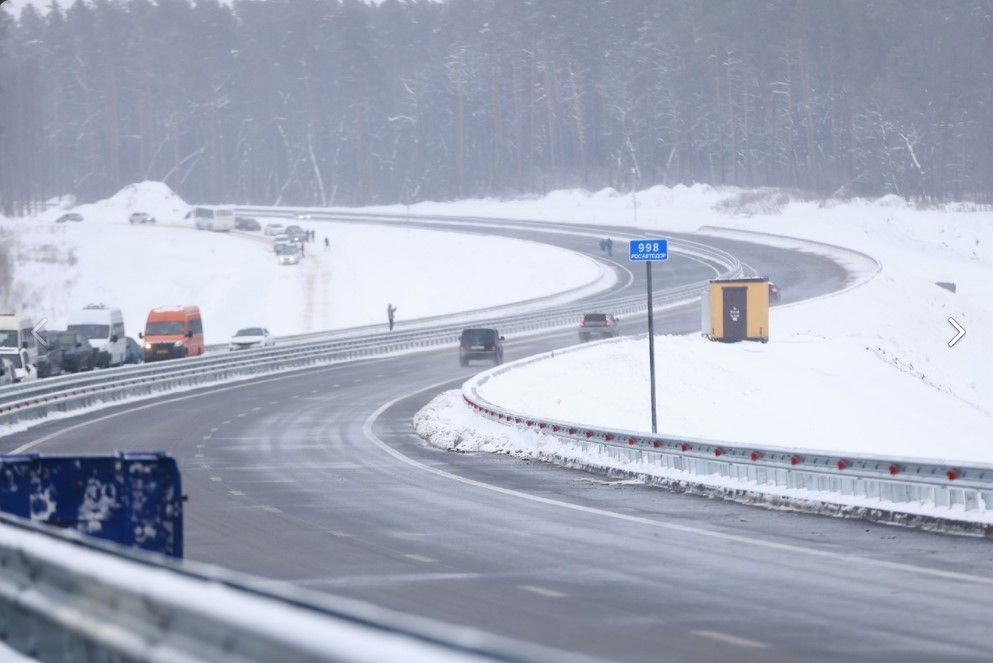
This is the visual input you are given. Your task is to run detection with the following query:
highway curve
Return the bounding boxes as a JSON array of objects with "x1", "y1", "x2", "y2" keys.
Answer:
[{"x1": 3, "y1": 219, "x2": 991, "y2": 663}]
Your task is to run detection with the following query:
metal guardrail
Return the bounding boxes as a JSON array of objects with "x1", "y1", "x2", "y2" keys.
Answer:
[
  {"x1": 0, "y1": 237, "x2": 740, "y2": 429},
  {"x1": 460, "y1": 346, "x2": 993, "y2": 534},
  {"x1": 0, "y1": 514, "x2": 600, "y2": 663}
]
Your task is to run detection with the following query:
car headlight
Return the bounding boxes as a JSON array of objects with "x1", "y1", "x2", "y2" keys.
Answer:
[
  {"x1": 173, "y1": 340, "x2": 184, "y2": 348},
  {"x1": 144, "y1": 342, "x2": 152, "y2": 350}
]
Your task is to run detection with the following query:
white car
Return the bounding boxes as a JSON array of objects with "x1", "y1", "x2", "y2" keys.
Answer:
[
  {"x1": 276, "y1": 243, "x2": 301, "y2": 265},
  {"x1": 129, "y1": 212, "x2": 156, "y2": 225},
  {"x1": 264, "y1": 223, "x2": 285, "y2": 236},
  {"x1": 0, "y1": 350, "x2": 36, "y2": 383},
  {"x1": 229, "y1": 327, "x2": 275, "y2": 351},
  {"x1": 272, "y1": 234, "x2": 291, "y2": 253}
]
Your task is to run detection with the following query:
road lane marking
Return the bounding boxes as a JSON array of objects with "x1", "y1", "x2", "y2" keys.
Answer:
[
  {"x1": 519, "y1": 585, "x2": 568, "y2": 598},
  {"x1": 261, "y1": 506, "x2": 281, "y2": 513},
  {"x1": 402, "y1": 553, "x2": 437, "y2": 563},
  {"x1": 692, "y1": 630, "x2": 768, "y2": 649},
  {"x1": 363, "y1": 378, "x2": 993, "y2": 588},
  {"x1": 210, "y1": 477, "x2": 223, "y2": 482},
  {"x1": 228, "y1": 490, "x2": 245, "y2": 496}
]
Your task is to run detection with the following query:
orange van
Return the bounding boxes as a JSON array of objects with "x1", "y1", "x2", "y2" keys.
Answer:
[{"x1": 139, "y1": 305, "x2": 205, "y2": 361}]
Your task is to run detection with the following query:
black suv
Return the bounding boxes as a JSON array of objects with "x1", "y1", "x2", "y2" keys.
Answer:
[
  {"x1": 459, "y1": 328, "x2": 504, "y2": 366},
  {"x1": 578, "y1": 313, "x2": 620, "y2": 342}
]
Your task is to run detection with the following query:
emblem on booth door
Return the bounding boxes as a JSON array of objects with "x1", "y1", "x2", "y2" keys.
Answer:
[{"x1": 730, "y1": 306, "x2": 740, "y2": 322}]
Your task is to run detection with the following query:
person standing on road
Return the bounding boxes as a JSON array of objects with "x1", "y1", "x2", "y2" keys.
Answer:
[
  {"x1": 387, "y1": 304, "x2": 398, "y2": 331},
  {"x1": 324, "y1": 236, "x2": 330, "y2": 251}
]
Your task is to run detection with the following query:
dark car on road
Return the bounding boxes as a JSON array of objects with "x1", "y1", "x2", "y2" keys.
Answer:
[
  {"x1": 43, "y1": 330, "x2": 96, "y2": 373},
  {"x1": 35, "y1": 340, "x2": 63, "y2": 378},
  {"x1": 235, "y1": 216, "x2": 261, "y2": 231},
  {"x1": 578, "y1": 313, "x2": 620, "y2": 342},
  {"x1": 55, "y1": 212, "x2": 83, "y2": 223},
  {"x1": 459, "y1": 328, "x2": 504, "y2": 366}
]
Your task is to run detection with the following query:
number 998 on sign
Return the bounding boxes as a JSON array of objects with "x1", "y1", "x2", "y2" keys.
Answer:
[{"x1": 637, "y1": 242, "x2": 663, "y2": 253}]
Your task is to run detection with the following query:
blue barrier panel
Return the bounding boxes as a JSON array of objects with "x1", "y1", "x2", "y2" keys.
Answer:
[{"x1": 0, "y1": 452, "x2": 183, "y2": 558}]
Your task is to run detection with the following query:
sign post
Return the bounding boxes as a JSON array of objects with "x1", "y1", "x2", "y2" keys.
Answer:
[{"x1": 629, "y1": 239, "x2": 669, "y2": 433}]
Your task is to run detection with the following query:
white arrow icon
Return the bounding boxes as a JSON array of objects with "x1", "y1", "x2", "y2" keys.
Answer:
[
  {"x1": 948, "y1": 317, "x2": 966, "y2": 347},
  {"x1": 33, "y1": 318, "x2": 48, "y2": 348}
]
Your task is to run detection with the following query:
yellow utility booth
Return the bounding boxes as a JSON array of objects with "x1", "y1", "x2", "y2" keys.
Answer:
[{"x1": 704, "y1": 277, "x2": 770, "y2": 343}]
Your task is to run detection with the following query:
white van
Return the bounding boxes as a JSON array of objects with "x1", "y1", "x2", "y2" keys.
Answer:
[
  {"x1": 67, "y1": 304, "x2": 127, "y2": 367},
  {"x1": 0, "y1": 313, "x2": 37, "y2": 370},
  {"x1": 190, "y1": 206, "x2": 235, "y2": 232}
]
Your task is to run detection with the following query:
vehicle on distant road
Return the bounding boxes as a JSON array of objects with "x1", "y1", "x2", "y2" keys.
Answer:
[
  {"x1": 263, "y1": 223, "x2": 285, "y2": 236},
  {"x1": 67, "y1": 303, "x2": 127, "y2": 368},
  {"x1": 769, "y1": 281, "x2": 781, "y2": 302},
  {"x1": 189, "y1": 206, "x2": 235, "y2": 232},
  {"x1": 43, "y1": 331, "x2": 95, "y2": 373},
  {"x1": 459, "y1": 328, "x2": 504, "y2": 366},
  {"x1": 0, "y1": 314, "x2": 38, "y2": 372},
  {"x1": 129, "y1": 212, "x2": 156, "y2": 225},
  {"x1": 35, "y1": 340, "x2": 63, "y2": 378},
  {"x1": 235, "y1": 217, "x2": 261, "y2": 231},
  {"x1": 0, "y1": 349, "x2": 36, "y2": 382},
  {"x1": 229, "y1": 327, "x2": 275, "y2": 351},
  {"x1": 578, "y1": 313, "x2": 620, "y2": 342},
  {"x1": 55, "y1": 212, "x2": 83, "y2": 223},
  {"x1": 140, "y1": 305, "x2": 205, "y2": 361},
  {"x1": 276, "y1": 243, "x2": 301, "y2": 265},
  {"x1": 284, "y1": 225, "x2": 307, "y2": 243},
  {"x1": 272, "y1": 234, "x2": 291, "y2": 252}
]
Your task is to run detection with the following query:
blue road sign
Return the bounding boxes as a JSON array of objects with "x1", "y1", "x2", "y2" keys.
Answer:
[{"x1": 629, "y1": 239, "x2": 669, "y2": 261}]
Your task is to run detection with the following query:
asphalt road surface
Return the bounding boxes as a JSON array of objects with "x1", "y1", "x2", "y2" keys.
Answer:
[{"x1": 3, "y1": 220, "x2": 990, "y2": 663}]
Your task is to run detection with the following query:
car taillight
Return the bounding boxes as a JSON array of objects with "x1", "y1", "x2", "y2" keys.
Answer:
[
  {"x1": 579, "y1": 314, "x2": 586, "y2": 326},
  {"x1": 459, "y1": 344, "x2": 465, "y2": 350},
  {"x1": 605, "y1": 317, "x2": 611, "y2": 326},
  {"x1": 489, "y1": 344, "x2": 496, "y2": 350}
]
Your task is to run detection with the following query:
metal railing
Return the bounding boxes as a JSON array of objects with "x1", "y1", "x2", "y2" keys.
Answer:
[
  {"x1": 0, "y1": 237, "x2": 740, "y2": 429},
  {"x1": 461, "y1": 346, "x2": 993, "y2": 535},
  {"x1": 0, "y1": 514, "x2": 600, "y2": 663}
]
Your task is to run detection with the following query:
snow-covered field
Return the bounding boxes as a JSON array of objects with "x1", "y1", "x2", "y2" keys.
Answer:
[
  {"x1": 0, "y1": 182, "x2": 603, "y2": 345},
  {"x1": 2, "y1": 182, "x2": 990, "y2": 470}
]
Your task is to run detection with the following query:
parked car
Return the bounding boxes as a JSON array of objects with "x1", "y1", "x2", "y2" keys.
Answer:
[
  {"x1": 235, "y1": 216, "x2": 261, "y2": 231},
  {"x1": 458, "y1": 328, "x2": 504, "y2": 366},
  {"x1": 35, "y1": 340, "x2": 64, "y2": 378},
  {"x1": 123, "y1": 336, "x2": 143, "y2": 364},
  {"x1": 229, "y1": 327, "x2": 275, "y2": 351},
  {"x1": 0, "y1": 349, "x2": 37, "y2": 382},
  {"x1": 46, "y1": 331, "x2": 97, "y2": 373},
  {"x1": 578, "y1": 313, "x2": 620, "y2": 342},
  {"x1": 0, "y1": 357, "x2": 14, "y2": 386},
  {"x1": 296, "y1": 212, "x2": 313, "y2": 220},
  {"x1": 768, "y1": 281, "x2": 781, "y2": 302},
  {"x1": 285, "y1": 225, "x2": 307, "y2": 243},
  {"x1": 272, "y1": 234, "x2": 291, "y2": 253},
  {"x1": 128, "y1": 212, "x2": 156, "y2": 225},
  {"x1": 264, "y1": 223, "x2": 285, "y2": 236},
  {"x1": 276, "y1": 243, "x2": 301, "y2": 265},
  {"x1": 55, "y1": 212, "x2": 83, "y2": 223}
]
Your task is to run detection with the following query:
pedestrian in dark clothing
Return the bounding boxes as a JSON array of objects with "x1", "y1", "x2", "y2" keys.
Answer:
[
  {"x1": 599, "y1": 238, "x2": 606, "y2": 252},
  {"x1": 387, "y1": 304, "x2": 398, "y2": 331},
  {"x1": 300, "y1": 241, "x2": 305, "y2": 257},
  {"x1": 324, "y1": 236, "x2": 330, "y2": 251}
]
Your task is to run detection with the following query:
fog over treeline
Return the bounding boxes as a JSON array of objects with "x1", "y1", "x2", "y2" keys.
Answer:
[{"x1": 1, "y1": 0, "x2": 991, "y2": 212}]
